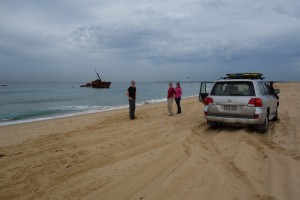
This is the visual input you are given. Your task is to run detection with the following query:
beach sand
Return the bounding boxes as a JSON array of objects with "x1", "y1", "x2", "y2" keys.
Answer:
[{"x1": 1, "y1": 83, "x2": 300, "y2": 200}]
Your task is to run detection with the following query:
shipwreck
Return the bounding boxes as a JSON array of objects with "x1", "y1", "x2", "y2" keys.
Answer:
[{"x1": 80, "y1": 69, "x2": 111, "y2": 88}]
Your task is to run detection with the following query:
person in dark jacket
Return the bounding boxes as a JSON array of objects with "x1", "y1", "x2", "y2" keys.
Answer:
[{"x1": 126, "y1": 81, "x2": 136, "y2": 120}]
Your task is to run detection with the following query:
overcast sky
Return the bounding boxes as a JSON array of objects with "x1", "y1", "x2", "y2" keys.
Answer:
[{"x1": 1, "y1": 0, "x2": 300, "y2": 82}]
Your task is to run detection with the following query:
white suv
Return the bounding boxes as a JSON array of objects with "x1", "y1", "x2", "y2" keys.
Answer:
[{"x1": 199, "y1": 73, "x2": 280, "y2": 133}]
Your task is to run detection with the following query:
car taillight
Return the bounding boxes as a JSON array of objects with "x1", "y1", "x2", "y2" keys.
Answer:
[
  {"x1": 248, "y1": 98, "x2": 263, "y2": 107},
  {"x1": 204, "y1": 97, "x2": 214, "y2": 105}
]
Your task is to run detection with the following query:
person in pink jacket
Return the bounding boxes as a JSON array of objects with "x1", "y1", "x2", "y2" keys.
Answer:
[{"x1": 175, "y1": 82, "x2": 182, "y2": 114}]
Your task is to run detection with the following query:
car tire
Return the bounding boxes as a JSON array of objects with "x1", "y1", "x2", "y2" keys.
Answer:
[
  {"x1": 272, "y1": 106, "x2": 278, "y2": 121},
  {"x1": 208, "y1": 121, "x2": 219, "y2": 129},
  {"x1": 258, "y1": 114, "x2": 269, "y2": 133}
]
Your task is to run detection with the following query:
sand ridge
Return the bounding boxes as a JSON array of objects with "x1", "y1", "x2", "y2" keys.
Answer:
[{"x1": 0, "y1": 83, "x2": 300, "y2": 200}]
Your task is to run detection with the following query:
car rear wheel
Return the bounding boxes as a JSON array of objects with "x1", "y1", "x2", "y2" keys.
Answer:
[
  {"x1": 208, "y1": 121, "x2": 220, "y2": 129},
  {"x1": 258, "y1": 113, "x2": 269, "y2": 133},
  {"x1": 272, "y1": 106, "x2": 278, "y2": 121}
]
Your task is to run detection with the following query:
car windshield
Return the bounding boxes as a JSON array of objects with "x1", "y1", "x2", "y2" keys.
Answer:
[{"x1": 210, "y1": 81, "x2": 255, "y2": 96}]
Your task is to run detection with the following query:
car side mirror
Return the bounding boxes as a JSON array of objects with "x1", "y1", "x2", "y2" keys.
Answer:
[{"x1": 274, "y1": 89, "x2": 280, "y2": 94}]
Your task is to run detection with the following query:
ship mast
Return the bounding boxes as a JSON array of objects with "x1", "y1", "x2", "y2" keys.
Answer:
[{"x1": 95, "y1": 69, "x2": 102, "y2": 82}]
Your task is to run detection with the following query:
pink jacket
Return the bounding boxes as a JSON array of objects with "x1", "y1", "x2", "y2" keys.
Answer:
[{"x1": 175, "y1": 87, "x2": 182, "y2": 98}]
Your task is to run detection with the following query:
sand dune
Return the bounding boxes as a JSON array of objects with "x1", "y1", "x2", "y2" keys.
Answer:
[{"x1": 0, "y1": 83, "x2": 300, "y2": 200}]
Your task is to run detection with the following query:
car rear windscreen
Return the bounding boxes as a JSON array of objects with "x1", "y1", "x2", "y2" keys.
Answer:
[{"x1": 210, "y1": 81, "x2": 255, "y2": 96}]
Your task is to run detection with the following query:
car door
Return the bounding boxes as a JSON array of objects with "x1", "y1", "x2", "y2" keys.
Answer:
[
  {"x1": 199, "y1": 82, "x2": 214, "y2": 103},
  {"x1": 263, "y1": 82, "x2": 278, "y2": 117},
  {"x1": 259, "y1": 82, "x2": 277, "y2": 118}
]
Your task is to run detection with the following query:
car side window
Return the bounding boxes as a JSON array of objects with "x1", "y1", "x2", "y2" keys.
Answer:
[
  {"x1": 263, "y1": 82, "x2": 272, "y2": 95},
  {"x1": 258, "y1": 82, "x2": 267, "y2": 95}
]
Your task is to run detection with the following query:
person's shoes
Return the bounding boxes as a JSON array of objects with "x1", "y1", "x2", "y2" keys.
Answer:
[
  {"x1": 168, "y1": 114, "x2": 173, "y2": 116},
  {"x1": 130, "y1": 116, "x2": 137, "y2": 120}
]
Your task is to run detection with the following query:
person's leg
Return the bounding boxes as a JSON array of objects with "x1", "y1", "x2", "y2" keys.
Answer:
[
  {"x1": 129, "y1": 100, "x2": 132, "y2": 119},
  {"x1": 133, "y1": 100, "x2": 136, "y2": 118},
  {"x1": 175, "y1": 98, "x2": 180, "y2": 114},
  {"x1": 129, "y1": 99, "x2": 135, "y2": 119},
  {"x1": 177, "y1": 97, "x2": 181, "y2": 113},
  {"x1": 167, "y1": 99, "x2": 171, "y2": 115},
  {"x1": 168, "y1": 98, "x2": 173, "y2": 115}
]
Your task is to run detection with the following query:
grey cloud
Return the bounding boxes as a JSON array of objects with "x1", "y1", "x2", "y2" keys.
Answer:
[
  {"x1": 0, "y1": 0, "x2": 300, "y2": 82},
  {"x1": 66, "y1": 24, "x2": 160, "y2": 53},
  {"x1": 59, "y1": 15, "x2": 300, "y2": 72},
  {"x1": 272, "y1": 2, "x2": 300, "y2": 18}
]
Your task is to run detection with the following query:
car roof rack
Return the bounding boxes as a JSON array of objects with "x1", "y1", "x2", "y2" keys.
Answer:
[{"x1": 221, "y1": 73, "x2": 265, "y2": 80}]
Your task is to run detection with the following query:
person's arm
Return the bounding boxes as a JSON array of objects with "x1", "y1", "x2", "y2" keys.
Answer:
[
  {"x1": 126, "y1": 90, "x2": 131, "y2": 99},
  {"x1": 126, "y1": 90, "x2": 132, "y2": 99}
]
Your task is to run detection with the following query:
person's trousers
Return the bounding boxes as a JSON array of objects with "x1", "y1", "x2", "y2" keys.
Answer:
[
  {"x1": 167, "y1": 98, "x2": 174, "y2": 115},
  {"x1": 175, "y1": 97, "x2": 181, "y2": 113},
  {"x1": 129, "y1": 99, "x2": 136, "y2": 119}
]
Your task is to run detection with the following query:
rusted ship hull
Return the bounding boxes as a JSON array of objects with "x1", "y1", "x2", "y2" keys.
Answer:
[
  {"x1": 91, "y1": 80, "x2": 111, "y2": 88},
  {"x1": 80, "y1": 80, "x2": 111, "y2": 88}
]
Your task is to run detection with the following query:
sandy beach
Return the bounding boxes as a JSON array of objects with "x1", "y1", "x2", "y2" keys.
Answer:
[{"x1": 0, "y1": 83, "x2": 300, "y2": 200}]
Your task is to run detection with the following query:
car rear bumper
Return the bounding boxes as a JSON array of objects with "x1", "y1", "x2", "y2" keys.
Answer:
[
  {"x1": 204, "y1": 108, "x2": 266, "y2": 125},
  {"x1": 205, "y1": 115, "x2": 264, "y2": 125}
]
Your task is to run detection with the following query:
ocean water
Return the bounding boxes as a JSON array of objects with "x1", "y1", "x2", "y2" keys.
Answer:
[{"x1": 0, "y1": 81, "x2": 201, "y2": 126}]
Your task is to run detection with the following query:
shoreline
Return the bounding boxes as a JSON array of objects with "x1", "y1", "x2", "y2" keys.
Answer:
[{"x1": 0, "y1": 95, "x2": 198, "y2": 127}]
